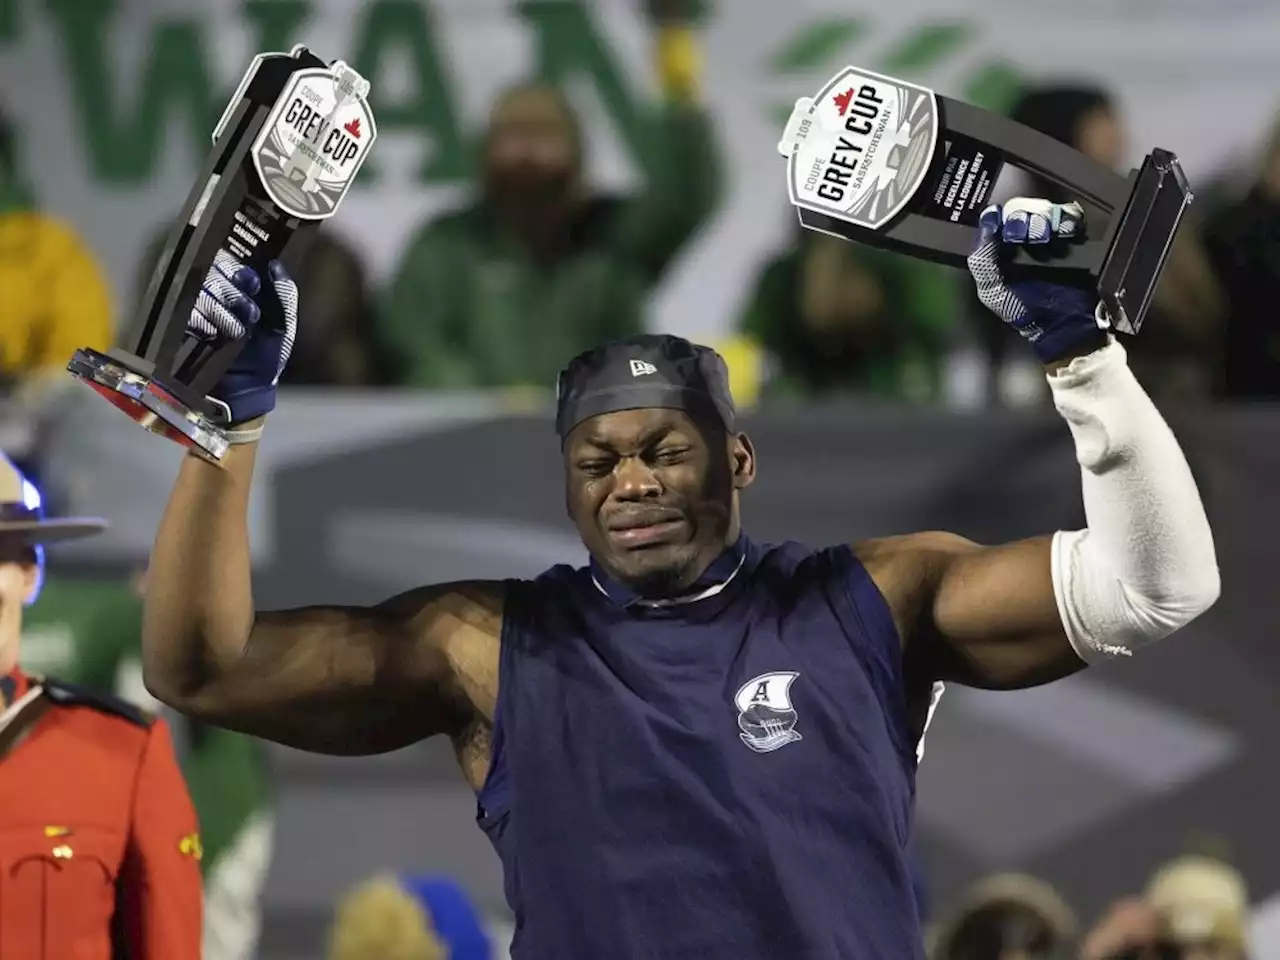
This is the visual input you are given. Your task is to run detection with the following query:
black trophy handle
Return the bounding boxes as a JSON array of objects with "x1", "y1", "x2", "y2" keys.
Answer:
[
  {"x1": 802, "y1": 205, "x2": 1111, "y2": 289},
  {"x1": 128, "y1": 49, "x2": 325, "y2": 413},
  {"x1": 131, "y1": 99, "x2": 268, "y2": 412},
  {"x1": 1001, "y1": 228, "x2": 1114, "y2": 284},
  {"x1": 932, "y1": 97, "x2": 1137, "y2": 284},
  {"x1": 937, "y1": 98, "x2": 1132, "y2": 210},
  {"x1": 887, "y1": 212, "x2": 1113, "y2": 281}
]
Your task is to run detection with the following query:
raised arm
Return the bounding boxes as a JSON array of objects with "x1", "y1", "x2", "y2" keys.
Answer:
[
  {"x1": 863, "y1": 199, "x2": 1219, "y2": 690},
  {"x1": 611, "y1": 6, "x2": 722, "y2": 281},
  {"x1": 857, "y1": 532, "x2": 1077, "y2": 690},
  {"x1": 142, "y1": 254, "x2": 502, "y2": 756},
  {"x1": 144, "y1": 443, "x2": 502, "y2": 755}
]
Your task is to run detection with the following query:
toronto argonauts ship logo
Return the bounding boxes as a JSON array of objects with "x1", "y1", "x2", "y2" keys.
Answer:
[{"x1": 734, "y1": 672, "x2": 803, "y2": 753}]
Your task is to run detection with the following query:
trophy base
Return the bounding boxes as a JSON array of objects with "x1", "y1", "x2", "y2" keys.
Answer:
[
  {"x1": 67, "y1": 348, "x2": 230, "y2": 461},
  {"x1": 1097, "y1": 148, "x2": 1192, "y2": 337}
]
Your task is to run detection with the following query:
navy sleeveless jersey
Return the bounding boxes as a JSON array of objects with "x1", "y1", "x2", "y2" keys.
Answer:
[{"x1": 476, "y1": 537, "x2": 923, "y2": 959}]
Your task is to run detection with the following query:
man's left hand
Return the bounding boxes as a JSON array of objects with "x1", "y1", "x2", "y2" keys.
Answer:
[{"x1": 967, "y1": 197, "x2": 1110, "y2": 365}]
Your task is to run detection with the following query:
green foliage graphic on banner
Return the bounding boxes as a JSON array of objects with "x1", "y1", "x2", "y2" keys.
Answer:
[{"x1": 766, "y1": 16, "x2": 1024, "y2": 127}]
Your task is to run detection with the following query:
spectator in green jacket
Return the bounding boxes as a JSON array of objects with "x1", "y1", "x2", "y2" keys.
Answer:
[
  {"x1": 384, "y1": 5, "x2": 722, "y2": 390},
  {"x1": 738, "y1": 223, "x2": 959, "y2": 404}
]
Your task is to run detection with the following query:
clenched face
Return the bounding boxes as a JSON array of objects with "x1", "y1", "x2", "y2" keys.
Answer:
[{"x1": 564, "y1": 408, "x2": 755, "y2": 596}]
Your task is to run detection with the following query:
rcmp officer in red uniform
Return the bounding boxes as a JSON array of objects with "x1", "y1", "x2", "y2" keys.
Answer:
[{"x1": 0, "y1": 453, "x2": 203, "y2": 958}]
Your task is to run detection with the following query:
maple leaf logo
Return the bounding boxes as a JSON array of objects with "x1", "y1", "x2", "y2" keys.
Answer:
[
  {"x1": 343, "y1": 118, "x2": 362, "y2": 139},
  {"x1": 832, "y1": 88, "x2": 854, "y2": 117}
]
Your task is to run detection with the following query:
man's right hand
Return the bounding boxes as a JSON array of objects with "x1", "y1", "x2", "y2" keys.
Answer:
[
  {"x1": 966, "y1": 198, "x2": 1110, "y2": 366},
  {"x1": 190, "y1": 251, "x2": 299, "y2": 425}
]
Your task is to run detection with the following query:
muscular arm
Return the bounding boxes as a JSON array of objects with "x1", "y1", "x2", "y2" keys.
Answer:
[
  {"x1": 885, "y1": 200, "x2": 1220, "y2": 691},
  {"x1": 143, "y1": 441, "x2": 503, "y2": 756},
  {"x1": 859, "y1": 340, "x2": 1219, "y2": 691},
  {"x1": 858, "y1": 533, "x2": 1083, "y2": 690}
]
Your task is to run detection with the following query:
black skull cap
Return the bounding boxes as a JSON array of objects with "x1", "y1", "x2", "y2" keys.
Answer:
[{"x1": 555, "y1": 334, "x2": 735, "y2": 441}]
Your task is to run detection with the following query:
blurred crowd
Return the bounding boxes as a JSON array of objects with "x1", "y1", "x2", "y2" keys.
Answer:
[
  {"x1": 928, "y1": 854, "x2": 1254, "y2": 960},
  {"x1": 3, "y1": 12, "x2": 1279, "y2": 416},
  {"x1": 323, "y1": 850, "x2": 1260, "y2": 960},
  {"x1": 0, "y1": 2, "x2": 1273, "y2": 958}
]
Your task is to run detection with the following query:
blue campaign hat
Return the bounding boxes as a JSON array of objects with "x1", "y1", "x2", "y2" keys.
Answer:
[
  {"x1": 398, "y1": 874, "x2": 493, "y2": 960},
  {"x1": 0, "y1": 453, "x2": 106, "y2": 544},
  {"x1": 0, "y1": 454, "x2": 107, "y2": 607}
]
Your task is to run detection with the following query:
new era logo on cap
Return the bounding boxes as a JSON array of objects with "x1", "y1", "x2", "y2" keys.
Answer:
[{"x1": 630, "y1": 359, "x2": 657, "y2": 377}]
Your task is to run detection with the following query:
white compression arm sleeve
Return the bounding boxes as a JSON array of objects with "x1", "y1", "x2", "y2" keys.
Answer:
[{"x1": 1048, "y1": 339, "x2": 1220, "y2": 662}]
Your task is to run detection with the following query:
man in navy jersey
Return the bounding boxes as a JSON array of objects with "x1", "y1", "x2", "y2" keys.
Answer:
[{"x1": 139, "y1": 198, "x2": 1219, "y2": 960}]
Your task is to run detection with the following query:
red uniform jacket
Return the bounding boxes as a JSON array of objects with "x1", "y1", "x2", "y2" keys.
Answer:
[{"x1": 0, "y1": 671, "x2": 203, "y2": 959}]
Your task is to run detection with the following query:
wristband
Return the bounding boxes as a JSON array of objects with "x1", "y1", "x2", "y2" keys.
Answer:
[{"x1": 224, "y1": 420, "x2": 265, "y2": 445}]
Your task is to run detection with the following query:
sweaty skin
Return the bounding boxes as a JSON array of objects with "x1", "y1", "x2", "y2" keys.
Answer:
[{"x1": 142, "y1": 397, "x2": 1085, "y2": 787}]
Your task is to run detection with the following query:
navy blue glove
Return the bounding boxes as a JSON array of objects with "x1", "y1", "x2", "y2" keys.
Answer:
[
  {"x1": 966, "y1": 197, "x2": 1110, "y2": 364},
  {"x1": 188, "y1": 249, "x2": 298, "y2": 424}
]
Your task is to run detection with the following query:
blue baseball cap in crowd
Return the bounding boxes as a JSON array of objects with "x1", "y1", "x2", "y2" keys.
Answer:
[{"x1": 398, "y1": 874, "x2": 493, "y2": 960}]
